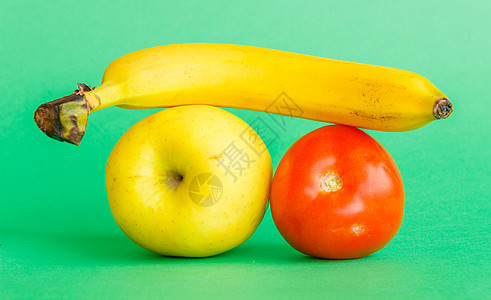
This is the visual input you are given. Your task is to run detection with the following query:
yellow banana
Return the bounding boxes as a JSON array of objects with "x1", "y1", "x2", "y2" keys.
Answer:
[{"x1": 34, "y1": 43, "x2": 452, "y2": 145}]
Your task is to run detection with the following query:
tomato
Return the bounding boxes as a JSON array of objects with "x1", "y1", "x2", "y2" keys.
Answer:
[{"x1": 271, "y1": 125, "x2": 404, "y2": 259}]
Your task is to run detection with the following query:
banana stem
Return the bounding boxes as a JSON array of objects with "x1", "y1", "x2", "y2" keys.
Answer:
[{"x1": 34, "y1": 83, "x2": 93, "y2": 145}]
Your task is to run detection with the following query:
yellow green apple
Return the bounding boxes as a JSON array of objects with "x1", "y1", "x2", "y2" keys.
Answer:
[{"x1": 105, "y1": 105, "x2": 272, "y2": 257}]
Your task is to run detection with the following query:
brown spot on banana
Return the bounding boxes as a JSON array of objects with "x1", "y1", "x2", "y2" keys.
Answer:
[{"x1": 349, "y1": 110, "x2": 402, "y2": 121}]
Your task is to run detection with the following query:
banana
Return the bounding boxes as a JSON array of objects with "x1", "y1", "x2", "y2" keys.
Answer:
[{"x1": 34, "y1": 43, "x2": 452, "y2": 145}]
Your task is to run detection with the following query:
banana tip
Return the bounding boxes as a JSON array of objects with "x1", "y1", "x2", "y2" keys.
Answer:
[{"x1": 433, "y1": 98, "x2": 453, "y2": 119}]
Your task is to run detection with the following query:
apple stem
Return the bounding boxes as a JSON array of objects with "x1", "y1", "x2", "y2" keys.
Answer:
[{"x1": 166, "y1": 171, "x2": 184, "y2": 190}]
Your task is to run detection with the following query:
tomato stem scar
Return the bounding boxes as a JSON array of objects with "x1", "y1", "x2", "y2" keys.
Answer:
[{"x1": 321, "y1": 173, "x2": 343, "y2": 192}]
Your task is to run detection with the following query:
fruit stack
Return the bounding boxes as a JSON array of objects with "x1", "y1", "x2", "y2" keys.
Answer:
[{"x1": 34, "y1": 43, "x2": 452, "y2": 259}]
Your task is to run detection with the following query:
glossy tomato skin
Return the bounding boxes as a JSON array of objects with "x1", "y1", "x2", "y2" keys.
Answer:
[{"x1": 271, "y1": 125, "x2": 404, "y2": 259}]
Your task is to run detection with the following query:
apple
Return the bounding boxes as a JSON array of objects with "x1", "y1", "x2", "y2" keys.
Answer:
[{"x1": 106, "y1": 105, "x2": 272, "y2": 257}]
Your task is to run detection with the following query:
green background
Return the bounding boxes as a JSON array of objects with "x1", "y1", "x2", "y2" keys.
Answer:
[{"x1": 1, "y1": 0, "x2": 489, "y2": 298}]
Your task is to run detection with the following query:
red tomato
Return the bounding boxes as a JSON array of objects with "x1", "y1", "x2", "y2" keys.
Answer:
[{"x1": 271, "y1": 125, "x2": 404, "y2": 259}]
